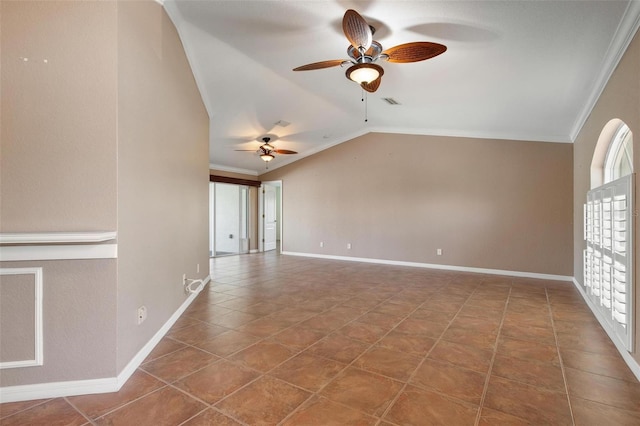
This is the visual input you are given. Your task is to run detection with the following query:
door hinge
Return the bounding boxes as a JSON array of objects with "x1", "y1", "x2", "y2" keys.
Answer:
[{"x1": 262, "y1": 238, "x2": 265, "y2": 243}]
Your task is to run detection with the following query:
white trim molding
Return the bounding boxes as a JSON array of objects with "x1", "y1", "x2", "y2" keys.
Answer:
[
  {"x1": 573, "y1": 277, "x2": 640, "y2": 382},
  {"x1": 0, "y1": 244, "x2": 117, "y2": 262},
  {"x1": 0, "y1": 231, "x2": 116, "y2": 244},
  {"x1": 282, "y1": 251, "x2": 573, "y2": 282},
  {"x1": 0, "y1": 232, "x2": 118, "y2": 262},
  {"x1": 0, "y1": 275, "x2": 210, "y2": 403},
  {"x1": 0, "y1": 268, "x2": 44, "y2": 370}
]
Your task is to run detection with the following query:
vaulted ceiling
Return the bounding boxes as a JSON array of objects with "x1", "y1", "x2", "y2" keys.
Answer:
[{"x1": 163, "y1": 1, "x2": 640, "y2": 175}]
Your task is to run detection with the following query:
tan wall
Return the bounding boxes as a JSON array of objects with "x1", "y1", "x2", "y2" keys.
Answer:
[
  {"x1": 573, "y1": 29, "x2": 640, "y2": 364},
  {"x1": 0, "y1": 0, "x2": 209, "y2": 387},
  {"x1": 0, "y1": 0, "x2": 117, "y2": 232},
  {"x1": 116, "y1": 1, "x2": 210, "y2": 371},
  {"x1": 262, "y1": 132, "x2": 573, "y2": 276},
  {"x1": 0, "y1": 1, "x2": 118, "y2": 385}
]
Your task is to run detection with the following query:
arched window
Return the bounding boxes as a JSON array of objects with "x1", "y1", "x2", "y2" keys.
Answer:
[
  {"x1": 591, "y1": 119, "x2": 633, "y2": 188},
  {"x1": 604, "y1": 122, "x2": 633, "y2": 183},
  {"x1": 584, "y1": 119, "x2": 634, "y2": 351}
]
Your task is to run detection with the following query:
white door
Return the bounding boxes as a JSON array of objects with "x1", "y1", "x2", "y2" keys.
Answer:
[{"x1": 263, "y1": 184, "x2": 277, "y2": 251}]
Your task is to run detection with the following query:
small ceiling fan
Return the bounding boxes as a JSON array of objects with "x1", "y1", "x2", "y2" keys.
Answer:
[
  {"x1": 235, "y1": 136, "x2": 298, "y2": 163},
  {"x1": 293, "y1": 9, "x2": 447, "y2": 93}
]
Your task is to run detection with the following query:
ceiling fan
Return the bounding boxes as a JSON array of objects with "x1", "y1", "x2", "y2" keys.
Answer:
[
  {"x1": 235, "y1": 136, "x2": 298, "y2": 163},
  {"x1": 293, "y1": 9, "x2": 447, "y2": 93}
]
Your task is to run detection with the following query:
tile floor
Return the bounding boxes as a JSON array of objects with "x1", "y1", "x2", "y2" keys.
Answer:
[{"x1": 2, "y1": 252, "x2": 640, "y2": 425}]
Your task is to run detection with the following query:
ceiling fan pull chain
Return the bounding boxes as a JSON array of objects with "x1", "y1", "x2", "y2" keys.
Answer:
[{"x1": 363, "y1": 89, "x2": 368, "y2": 123}]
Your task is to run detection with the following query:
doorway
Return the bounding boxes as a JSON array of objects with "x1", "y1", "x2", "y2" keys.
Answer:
[
  {"x1": 259, "y1": 181, "x2": 282, "y2": 252},
  {"x1": 209, "y1": 182, "x2": 249, "y2": 257}
]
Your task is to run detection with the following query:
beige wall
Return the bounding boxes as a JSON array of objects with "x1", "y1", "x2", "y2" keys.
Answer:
[
  {"x1": 0, "y1": 0, "x2": 119, "y2": 386},
  {"x1": 573, "y1": 29, "x2": 640, "y2": 364},
  {"x1": 263, "y1": 133, "x2": 573, "y2": 276},
  {"x1": 116, "y1": 1, "x2": 209, "y2": 370},
  {"x1": 1, "y1": 0, "x2": 209, "y2": 388},
  {"x1": 0, "y1": 0, "x2": 117, "y2": 232}
]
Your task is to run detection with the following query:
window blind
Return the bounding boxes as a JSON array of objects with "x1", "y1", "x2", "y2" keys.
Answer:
[{"x1": 583, "y1": 173, "x2": 634, "y2": 351}]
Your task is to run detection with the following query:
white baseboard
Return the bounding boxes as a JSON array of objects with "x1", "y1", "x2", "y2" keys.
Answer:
[
  {"x1": 571, "y1": 278, "x2": 640, "y2": 382},
  {"x1": 0, "y1": 276, "x2": 211, "y2": 404},
  {"x1": 282, "y1": 251, "x2": 573, "y2": 282}
]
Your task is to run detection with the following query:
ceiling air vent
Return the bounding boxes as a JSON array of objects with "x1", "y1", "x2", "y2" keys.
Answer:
[
  {"x1": 382, "y1": 97, "x2": 400, "y2": 105},
  {"x1": 274, "y1": 120, "x2": 291, "y2": 127}
]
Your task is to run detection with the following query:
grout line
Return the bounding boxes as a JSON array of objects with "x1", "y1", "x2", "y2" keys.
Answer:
[
  {"x1": 547, "y1": 287, "x2": 577, "y2": 426},
  {"x1": 473, "y1": 281, "x2": 512, "y2": 426}
]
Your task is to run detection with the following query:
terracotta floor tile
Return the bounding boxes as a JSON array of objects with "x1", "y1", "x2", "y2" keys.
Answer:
[
  {"x1": 560, "y1": 348, "x2": 638, "y2": 382},
  {"x1": 68, "y1": 370, "x2": 164, "y2": 419},
  {"x1": 215, "y1": 376, "x2": 311, "y2": 425},
  {"x1": 571, "y1": 396, "x2": 640, "y2": 426},
  {"x1": 0, "y1": 398, "x2": 87, "y2": 426},
  {"x1": 372, "y1": 302, "x2": 416, "y2": 316},
  {"x1": 411, "y1": 359, "x2": 486, "y2": 405},
  {"x1": 320, "y1": 367, "x2": 403, "y2": 417},
  {"x1": 282, "y1": 396, "x2": 377, "y2": 426},
  {"x1": 236, "y1": 316, "x2": 294, "y2": 338},
  {"x1": 308, "y1": 334, "x2": 370, "y2": 364},
  {"x1": 428, "y1": 339, "x2": 493, "y2": 374},
  {"x1": 142, "y1": 338, "x2": 187, "y2": 364},
  {"x1": 229, "y1": 340, "x2": 295, "y2": 372},
  {"x1": 478, "y1": 407, "x2": 531, "y2": 425},
  {"x1": 300, "y1": 313, "x2": 352, "y2": 333},
  {"x1": 496, "y1": 336, "x2": 559, "y2": 363},
  {"x1": 173, "y1": 359, "x2": 259, "y2": 404},
  {"x1": 336, "y1": 321, "x2": 388, "y2": 344},
  {"x1": 0, "y1": 398, "x2": 52, "y2": 420},
  {"x1": 170, "y1": 315, "x2": 202, "y2": 331},
  {"x1": 272, "y1": 325, "x2": 327, "y2": 350},
  {"x1": 357, "y1": 312, "x2": 403, "y2": 330},
  {"x1": 420, "y1": 299, "x2": 466, "y2": 313},
  {"x1": 484, "y1": 376, "x2": 572, "y2": 425},
  {"x1": 491, "y1": 354, "x2": 565, "y2": 391},
  {"x1": 268, "y1": 307, "x2": 317, "y2": 324},
  {"x1": 181, "y1": 408, "x2": 242, "y2": 425},
  {"x1": 95, "y1": 387, "x2": 204, "y2": 425},
  {"x1": 354, "y1": 346, "x2": 422, "y2": 381},
  {"x1": 385, "y1": 385, "x2": 478, "y2": 426},
  {"x1": 141, "y1": 347, "x2": 218, "y2": 383},
  {"x1": 166, "y1": 322, "x2": 229, "y2": 346},
  {"x1": 270, "y1": 352, "x2": 345, "y2": 391},
  {"x1": 555, "y1": 328, "x2": 620, "y2": 356},
  {"x1": 565, "y1": 367, "x2": 640, "y2": 412},
  {"x1": 442, "y1": 327, "x2": 498, "y2": 351},
  {"x1": 184, "y1": 306, "x2": 235, "y2": 324},
  {"x1": 500, "y1": 321, "x2": 557, "y2": 345},
  {"x1": 394, "y1": 317, "x2": 449, "y2": 338},
  {"x1": 503, "y1": 312, "x2": 552, "y2": 329},
  {"x1": 450, "y1": 314, "x2": 501, "y2": 334},
  {"x1": 377, "y1": 330, "x2": 436, "y2": 356},
  {"x1": 456, "y1": 304, "x2": 505, "y2": 320},
  {"x1": 235, "y1": 301, "x2": 282, "y2": 316},
  {"x1": 206, "y1": 310, "x2": 261, "y2": 328},
  {"x1": 195, "y1": 330, "x2": 260, "y2": 357}
]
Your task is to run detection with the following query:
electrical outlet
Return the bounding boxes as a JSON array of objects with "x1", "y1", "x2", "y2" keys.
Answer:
[
  {"x1": 320, "y1": 241, "x2": 324, "y2": 248},
  {"x1": 197, "y1": 263, "x2": 200, "y2": 273},
  {"x1": 437, "y1": 248, "x2": 442, "y2": 256},
  {"x1": 137, "y1": 306, "x2": 147, "y2": 325},
  {"x1": 183, "y1": 274, "x2": 186, "y2": 286},
  {"x1": 347, "y1": 243, "x2": 352, "y2": 249}
]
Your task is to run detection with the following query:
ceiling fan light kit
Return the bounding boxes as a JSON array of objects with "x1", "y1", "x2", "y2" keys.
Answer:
[
  {"x1": 346, "y1": 63, "x2": 384, "y2": 85},
  {"x1": 260, "y1": 152, "x2": 275, "y2": 162}
]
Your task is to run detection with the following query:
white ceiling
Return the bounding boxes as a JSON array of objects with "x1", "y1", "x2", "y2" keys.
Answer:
[{"x1": 162, "y1": 1, "x2": 640, "y2": 175}]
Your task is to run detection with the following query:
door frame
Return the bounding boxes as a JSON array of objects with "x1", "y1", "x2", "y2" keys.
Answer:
[{"x1": 258, "y1": 180, "x2": 283, "y2": 253}]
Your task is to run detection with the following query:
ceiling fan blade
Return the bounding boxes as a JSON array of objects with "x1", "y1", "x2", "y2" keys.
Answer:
[
  {"x1": 361, "y1": 76, "x2": 381, "y2": 93},
  {"x1": 343, "y1": 9, "x2": 372, "y2": 50},
  {"x1": 274, "y1": 149, "x2": 298, "y2": 155},
  {"x1": 382, "y1": 42, "x2": 447, "y2": 63},
  {"x1": 234, "y1": 149, "x2": 259, "y2": 152},
  {"x1": 293, "y1": 59, "x2": 346, "y2": 71}
]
